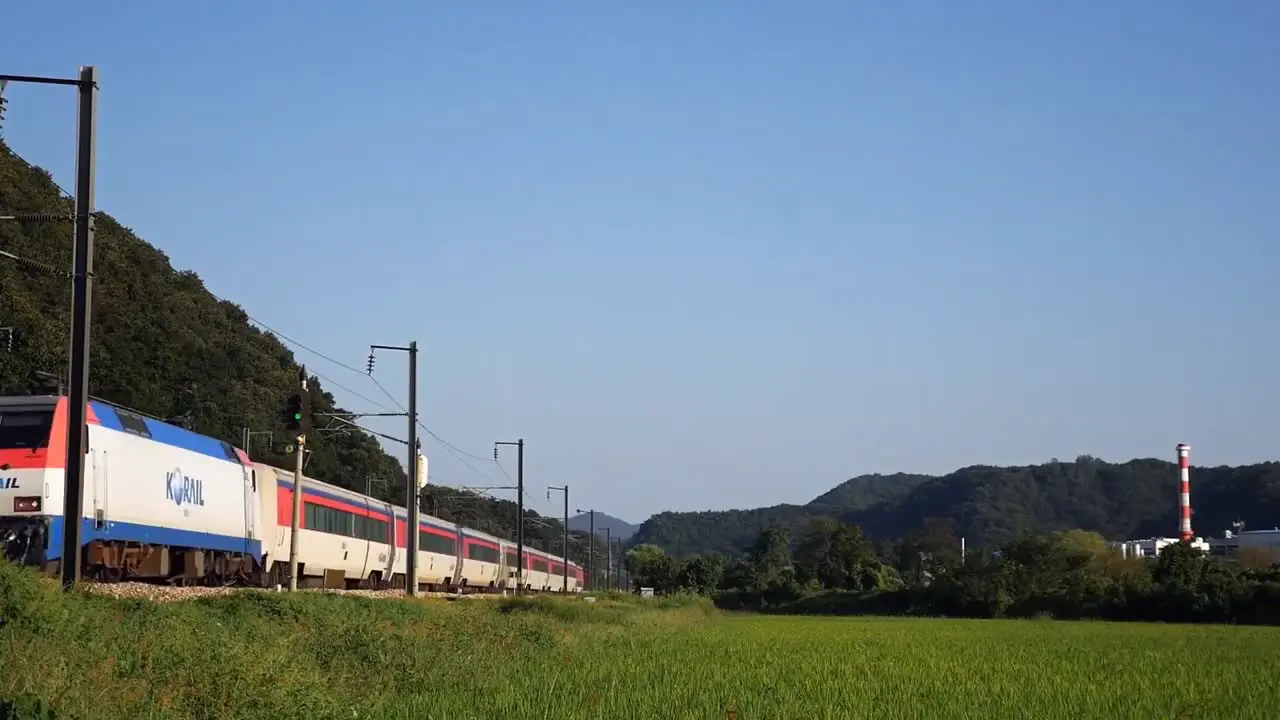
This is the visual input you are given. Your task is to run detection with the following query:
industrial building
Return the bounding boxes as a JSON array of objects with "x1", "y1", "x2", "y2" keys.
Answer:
[
  {"x1": 1113, "y1": 536, "x2": 1210, "y2": 559},
  {"x1": 1205, "y1": 529, "x2": 1280, "y2": 557}
]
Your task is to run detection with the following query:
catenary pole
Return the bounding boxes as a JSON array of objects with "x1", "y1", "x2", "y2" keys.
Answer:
[
  {"x1": 605, "y1": 526, "x2": 612, "y2": 591},
  {"x1": 406, "y1": 341, "x2": 419, "y2": 596},
  {"x1": 368, "y1": 342, "x2": 420, "y2": 595},
  {"x1": 562, "y1": 483, "x2": 568, "y2": 592},
  {"x1": 577, "y1": 509, "x2": 595, "y2": 589},
  {"x1": 516, "y1": 438, "x2": 524, "y2": 593},
  {"x1": 287, "y1": 370, "x2": 308, "y2": 591},
  {"x1": 548, "y1": 484, "x2": 570, "y2": 592},
  {"x1": 60, "y1": 65, "x2": 98, "y2": 590},
  {"x1": 495, "y1": 438, "x2": 526, "y2": 593}
]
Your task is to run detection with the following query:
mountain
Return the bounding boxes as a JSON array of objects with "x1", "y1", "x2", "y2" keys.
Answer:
[
  {"x1": 629, "y1": 456, "x2": 1280, "y2": 557},
  {"x1": 568, "y1": 512, "x2": 638, "y2": 542},
  {"x1": 0, "y1": 139, "x2": 596, "y2": 565},
  {"x1": 809, "y1": 472, "x2": 934, "y2": 510}
]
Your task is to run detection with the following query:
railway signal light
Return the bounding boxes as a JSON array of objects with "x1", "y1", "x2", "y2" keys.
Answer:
[{"x1": 284, "y1": 392, "x2": 311, "y2": 433}]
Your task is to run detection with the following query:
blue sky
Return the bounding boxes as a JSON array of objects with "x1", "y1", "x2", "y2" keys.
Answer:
[{"x1": 4, "y1": 2, "x2": 1278, "y2": 523}]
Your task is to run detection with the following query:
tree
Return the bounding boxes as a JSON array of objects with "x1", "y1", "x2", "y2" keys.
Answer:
[
  {"x1": 742, "y1": 526, "x2": 797, "y2": 601},
  {"x1": 624, "y1": 544, "x2": 678, "y2": 591},
  {"x1": 747, "y1": 527, "x2": 791, "y2": 577},
  {"x1": 794, "y1": 517, "x2": 885, "y2": 591},
  {"x1": 1153, "y1": 541, "x2": 1207, "y2": 591},
  {"x1": 896, "y1": 517, "x2": 962, "y2": 587},
  {"x1": 675, "y1": 554, "x2": 724, "y2": 595}
]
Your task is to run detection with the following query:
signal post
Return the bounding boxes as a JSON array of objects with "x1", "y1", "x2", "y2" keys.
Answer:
[{"x1": 285, "y1": 367, "x2": 311, "y2": 591}]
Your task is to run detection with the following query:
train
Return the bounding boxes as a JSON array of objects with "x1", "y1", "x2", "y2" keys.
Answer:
[{"x1": 0, "y1": 394, "x2": 584, "y2": 593}]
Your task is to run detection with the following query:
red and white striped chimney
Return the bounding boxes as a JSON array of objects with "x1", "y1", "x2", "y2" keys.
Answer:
[{"x1": 1176, "y1": 443, "x2": 1193, "y2": 542}]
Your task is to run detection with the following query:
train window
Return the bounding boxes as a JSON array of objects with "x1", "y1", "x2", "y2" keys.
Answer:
[
  {"x1": 504, "y1": 552, "x2": 517, "y2": 567},
  {"x1": 531, "y1": 559, "x2": 549, "y2": 574},
  {"x1": 114, "y1": 409, "x2": 153, "y2": 439},
  {"x1": 304, "y1": 502, "x2": 354, "y2": 537},
  {"x1": 420, "y1": 530, "x2": 456, "y2": 555},
  {"x1": 218, "y1": 441, "x2": 240, "y2": 462},
  {"x1": 356, "y1": 515, "x2": 390, "y2": 543},
  {"x1": 0, "y1": 410, "x2": 54, "y2": 450},
  {"x1": 467, "y1": 543, "x2": 501, "y2": 564}
]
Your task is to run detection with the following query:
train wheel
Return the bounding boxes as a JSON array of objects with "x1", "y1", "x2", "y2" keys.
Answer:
[{"x1": 95, "y1": 564, "x2": 125, "y2": 583}]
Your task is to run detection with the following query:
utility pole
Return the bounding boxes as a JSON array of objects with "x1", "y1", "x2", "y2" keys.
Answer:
[
  {"x1": 286, "y1": 367, "x2": 310, "y2": 591},
  {"x1": 60, "y1": 66, "x2": 98, "y2": 590},
  {"x1": 407, "y1": 344, "x2": 418, "y2": 596},
  {"x1": 495, "y1": 438, "x2": 524, "y2": 593},
  {"x1": 547, "y1": 484, "x2": 569, "y2": 592},
  {"x1": 0, "y1": 67, "x2": 102, "y2": 590},
  {"x1": 370, "y1": 342, "x2": 420, "y2": 596},
  {"x1": 604, "y1": 526, "x2": 612, "y2": 592},
  {"x1": 615, "y1": 538, "x2": 623, "y2": 590},
  {"x1": 2, "y1": 68, "x2": 101, "y2": 590},
  {"x1": 577, "y1": 507, "x2": 595, "y2": 590}
]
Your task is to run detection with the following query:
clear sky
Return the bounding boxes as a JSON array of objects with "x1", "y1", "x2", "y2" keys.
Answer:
[{"x1": 4, "y1": 2, "x2": 1278, "y2": 524}]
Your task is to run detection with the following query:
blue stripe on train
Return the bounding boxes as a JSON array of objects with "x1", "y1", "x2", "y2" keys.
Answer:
[
  {"x1": 46, "y1": 516, "x2": 264, "y2": 562},
  {"x1": 89, "y1": 401, "x2": 246, "y2": 465}
]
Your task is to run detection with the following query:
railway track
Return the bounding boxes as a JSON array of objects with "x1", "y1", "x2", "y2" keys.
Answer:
[{"x1": 77, "y1": 579, "x2": 522, "y2": 604}]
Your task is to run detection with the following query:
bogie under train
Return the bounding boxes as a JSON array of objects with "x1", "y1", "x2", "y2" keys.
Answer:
[{"x1": 0, "y1": 395, "x2": 584, "y2": 593}]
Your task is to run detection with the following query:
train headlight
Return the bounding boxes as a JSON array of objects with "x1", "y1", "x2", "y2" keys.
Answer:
[{"x1": 13, "y1": 496, "x2": 41, "y2": 513}]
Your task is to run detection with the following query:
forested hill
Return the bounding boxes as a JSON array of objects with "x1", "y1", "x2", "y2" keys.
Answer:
[
  {"x1": 631, "y1": 456, "x2": 1280, "y2": 557},
  {"x1": 0, "y1": 139, "x2": 593, "y2": 562},
  {"x1": 568, "y1": 512, "x2": 639, "y2": 542}
]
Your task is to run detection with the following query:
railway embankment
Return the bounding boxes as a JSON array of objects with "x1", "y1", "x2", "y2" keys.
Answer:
[{"x1": 0, "y1": 561, "x2": 714, "y2": 720}]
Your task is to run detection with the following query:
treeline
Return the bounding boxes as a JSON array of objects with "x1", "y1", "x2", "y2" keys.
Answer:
[{"x1": 624, "y1": 517, "x2": 1280, "y2": 625}]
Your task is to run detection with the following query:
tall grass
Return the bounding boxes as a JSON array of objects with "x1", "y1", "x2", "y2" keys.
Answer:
[{"x1": 0, "y1": 562, "x2": 1275, "y2": 719}]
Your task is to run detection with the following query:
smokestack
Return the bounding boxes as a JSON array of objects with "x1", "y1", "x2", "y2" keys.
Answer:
[{"x1": 1176, "y1": 443, "x2": 1192, "y2": 542}]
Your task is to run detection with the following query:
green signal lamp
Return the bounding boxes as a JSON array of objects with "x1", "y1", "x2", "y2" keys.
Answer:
[{"x1": 284, "y1": 393, "x2": 310, "y2": 432}]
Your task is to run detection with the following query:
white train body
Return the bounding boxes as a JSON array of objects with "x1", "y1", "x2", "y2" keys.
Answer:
[{"x1": 0, "y1": 396, "x2": 584, "y2": 593}]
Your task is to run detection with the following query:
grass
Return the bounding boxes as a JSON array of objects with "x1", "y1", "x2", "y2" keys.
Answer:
[{"x1": 0, "y1": 563, "x2": 1276, "y2": 719}]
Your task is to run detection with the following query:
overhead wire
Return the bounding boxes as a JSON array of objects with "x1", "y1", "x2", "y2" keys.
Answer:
[
  {"x1": 363, "y1": 355, "x2": 520, "y2": 490},
  {"x1": 204, "y1": 291, "x2": 397, "y2": 415},
  {"x1": 204, "y1": 288, "x2": 507, "y2": 487}
]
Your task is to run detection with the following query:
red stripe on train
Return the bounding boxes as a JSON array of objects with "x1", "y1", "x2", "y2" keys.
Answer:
[
  {"x1": 275, "y1": 486, "x2": 392, "y2": 528},
  {"x1": 11, "y1": 398, "x2": 99, "y2": 471}
]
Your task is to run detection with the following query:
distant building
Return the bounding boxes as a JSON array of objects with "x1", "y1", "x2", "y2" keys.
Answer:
[
  {"x1": 1111, "y1": 536, "x2": 1210, "y2": 559},
  {"x1": 1207, "y1": 528, "x2": 1280, "y2": 557}
]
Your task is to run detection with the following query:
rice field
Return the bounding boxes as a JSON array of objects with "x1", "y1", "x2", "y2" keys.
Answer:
[
  {"x1": 406, "y1": 613, "x2": 1279, "y2": 720},
  {"x1": 0, "y1": 562, "x2": 1276, "y2": 720}
]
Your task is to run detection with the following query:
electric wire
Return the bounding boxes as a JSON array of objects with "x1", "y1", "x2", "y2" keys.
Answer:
[{"x1": 204, "y1": 288, "x2": 506, "y2": 487}]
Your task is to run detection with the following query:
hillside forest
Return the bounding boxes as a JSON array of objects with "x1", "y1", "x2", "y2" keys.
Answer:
[{"x1": 0, "y1": 139, "x2": 619, "y2": 572}]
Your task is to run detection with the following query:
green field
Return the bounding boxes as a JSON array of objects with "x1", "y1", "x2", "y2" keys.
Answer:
[{"x1": 0, "y1": 564, "x2": 1276, "y2": 719}]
